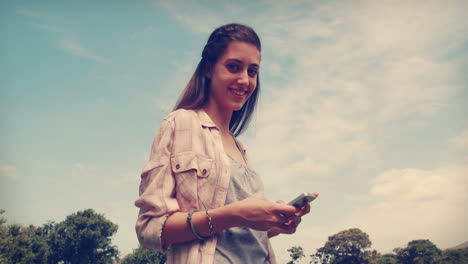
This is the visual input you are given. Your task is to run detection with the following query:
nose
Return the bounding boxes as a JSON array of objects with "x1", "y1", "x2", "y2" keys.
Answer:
[{"x1": 237, "y1": 70, "x2": 249, "y2": 87}]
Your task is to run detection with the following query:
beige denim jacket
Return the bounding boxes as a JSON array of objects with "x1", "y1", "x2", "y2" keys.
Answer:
[{"x1": 135, "y1": 109, "x2": 276, "y2": 264}]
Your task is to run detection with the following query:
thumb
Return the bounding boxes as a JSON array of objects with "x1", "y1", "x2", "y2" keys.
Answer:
[{"x1": 272, "y1": 203, "x2": 297, "y2": 216}]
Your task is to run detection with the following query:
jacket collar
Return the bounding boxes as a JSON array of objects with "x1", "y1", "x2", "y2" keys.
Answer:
[
  {"x1": 196, "y1": 109, "x2": 217, "y2": 129},
  {"x1": 196, "y1": 109, "x2": 248, "y2": 162}
]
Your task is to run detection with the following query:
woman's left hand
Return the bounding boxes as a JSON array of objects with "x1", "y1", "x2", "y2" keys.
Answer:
[{"x1": 267, "y1": 200, "x2": 311, "y2": 238}]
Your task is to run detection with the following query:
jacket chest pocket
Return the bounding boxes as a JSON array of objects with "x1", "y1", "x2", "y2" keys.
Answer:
[{"x1": 170, "y1": 151, "x2": 213, "y2": 178}]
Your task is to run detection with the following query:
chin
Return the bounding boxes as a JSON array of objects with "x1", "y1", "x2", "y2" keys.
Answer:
[{"x1": 231, "y1": 104, "x2": 244, "y2": 111}]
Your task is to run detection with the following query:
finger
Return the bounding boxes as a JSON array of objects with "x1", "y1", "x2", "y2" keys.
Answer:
[
  {"x1": 272, "y1": 204, "x2": 297, "y2": 216},
  {"x1": 273, "y1": 214, "x2": 287, "y2": 223},
  {"x1": 278, "y1": 214, "x2": 295, "y2": 224},
  {"x1": 303, "y1": 202, "x2": 311, "y2": 214},
  {"x1": 282, "y1": 215, "x2": 301, "y2": 229},
  {"x1": 273, "y1": 212, "x2": 294, "y2": 223},
  {"x1": 267, "y1": 227, "x2": 281, "y2": 238},
  {"x1": 275, "y1": 200, "x2": 285, "y2": 204},
  {"x1": 284, "y1": 216, "x2": 301, "y2": 228},
  {"x1": 297, "y1": 202, "x2": 311, "y2": 217},
  {"x1": 291, "y1": 216, "x2": 302, "y2": 228},
  {"x1": 273, "y1": 222, "x2": 297, "y2": 234}
]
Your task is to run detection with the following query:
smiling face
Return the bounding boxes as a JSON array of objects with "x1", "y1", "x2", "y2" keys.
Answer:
[{"x1": 206, "y1": 41, "x2": 261, "y2": 112}]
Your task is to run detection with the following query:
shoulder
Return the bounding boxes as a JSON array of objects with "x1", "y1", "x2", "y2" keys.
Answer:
[
  {"x1": 162, "y1": 109, "x2": 206, "y2": 133},
  {"x1": 164, "y1": 108, "x2": 197, "y2": 121},
  {"x1": 164, "y1": 109, "x2": 198, "y2": 124}
]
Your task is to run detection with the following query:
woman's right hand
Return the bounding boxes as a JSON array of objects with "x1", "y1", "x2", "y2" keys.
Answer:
[
  {"x1": 232, "y1": 197, "x2": 297, "y2": 231},
  {"x1": 159, "y1": 197, "x2": 297, "y2": 246}
]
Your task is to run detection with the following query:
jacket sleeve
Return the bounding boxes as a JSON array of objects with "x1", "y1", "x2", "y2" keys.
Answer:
[{"x1": 134, "y1": 119, "x2": 180, "y2": 252}]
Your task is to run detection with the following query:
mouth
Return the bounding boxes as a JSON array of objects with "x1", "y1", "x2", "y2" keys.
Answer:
[{"x1": 229, "y1": 88, "x2": 249, "y2": 98}]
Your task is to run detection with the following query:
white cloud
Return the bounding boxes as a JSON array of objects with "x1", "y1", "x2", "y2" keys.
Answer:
[
  {"x1": 239, "y1": 0, "x2": 465, "y2": 186},
  {"x1": 272, "y1": 164, "x2": 468, "y2": 261},
  {"x1": 16, "y1": 8, "x2": 106, "y2": 63},
  {"x1": 154, "y1": 0, "x2": 220, "y2": 34},
  {"x1": 371, "y1": 167, "x2": 466, "y2": 203},
  {"x1": 343, "y1": 165, "x2": 468, "y2": 252},
  {"x1": 0, "y1": 165, "x2": 22, "y2": 180},
  {"x1": 58, "y1": 39, "x2": 107, "y2": 62},
  {"x1": 16, "y1": 7, "x2": 47, "y2": 19},
  {"x1": 151, "y1": 0, "x2": 467, "y2": 259}
]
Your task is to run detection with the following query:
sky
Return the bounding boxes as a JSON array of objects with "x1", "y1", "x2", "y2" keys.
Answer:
[{"x1": 1, "y1": 0, "x2": 467, "y2": 262}]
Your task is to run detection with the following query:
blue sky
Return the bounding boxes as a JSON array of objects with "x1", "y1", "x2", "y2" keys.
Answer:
[{"x1": 1, "y1": 0, "x2": 467, "y2": 262}]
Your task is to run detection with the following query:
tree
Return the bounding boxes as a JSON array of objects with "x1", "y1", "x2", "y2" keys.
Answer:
[
  {"x1": 316, "y1": 228, "x2": 373, "y2": 264},
  {"x1": 394, "y1": 239, "x2": 441, "y2": 264},
  {"x1": 377, "y1": 253, "x2": 399, "y2": 264},
  {"x1": 48, "y1": 209, "x2": 119, "y2": 264},
  {"x1": 287, "y1": 246, "x2": 305, "y2": 264},
  {"x1": 312, "y1": 252, "x2": 332, "y2": 264},
  {"x1": 363, "y1": 249, "x2": 381, "y2": 264},
  {"x1": 0, "y1": 210, "x2": 7, "y2": 264},
  {"x1": 0, "y1": 210, "x2": 47, "y2": 264},
  {"x1": 441, "y1": 248, "x2": 468, "y2": 264},
  {"x1": 0, "y1": 209, "x2": 120, "y2": 264},
  {"x1": 120, "y1": 247, "x2": 167, "y2": 264},
  {"x1": 0, "y1": 210, "x2": 48, "y2": 264}
]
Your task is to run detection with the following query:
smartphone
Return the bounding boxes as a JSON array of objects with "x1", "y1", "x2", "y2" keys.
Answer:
[{"x1": 288, "y1": 192, "x2": 319, "y2": 207}]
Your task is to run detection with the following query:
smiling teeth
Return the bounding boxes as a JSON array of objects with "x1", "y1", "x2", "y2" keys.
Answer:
[{"x1": 231, "y1": 89, "x2": 246, "y2": 96}]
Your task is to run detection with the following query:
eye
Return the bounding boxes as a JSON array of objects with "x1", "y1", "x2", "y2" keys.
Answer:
[
  {"x1": 248, "y1": 68, "x2": 258, "y2": 77},
  {"x1": 226, "y1": 63, "x2": 240, "y2": 73}
]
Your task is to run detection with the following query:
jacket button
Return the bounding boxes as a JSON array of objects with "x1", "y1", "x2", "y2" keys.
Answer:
[
  {"x1": 202, "y1": 169, "x2": 207, "y2": 174},
  {"x1": 175, "y1": 164, "x2": 180, "y2": 170}
]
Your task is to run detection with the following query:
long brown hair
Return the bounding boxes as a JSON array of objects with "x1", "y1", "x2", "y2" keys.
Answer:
[{"x1": 173, "y1": 23, "x2": 261, "y2": 137}]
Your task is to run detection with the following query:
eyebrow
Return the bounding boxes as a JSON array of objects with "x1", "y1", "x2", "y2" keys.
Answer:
[{"x1": 226, "y1": 58, "x2": 260, "y2": 68}]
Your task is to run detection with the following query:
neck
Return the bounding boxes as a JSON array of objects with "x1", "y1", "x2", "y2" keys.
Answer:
[{"x1": 203, "y1": 102, "x2": 232, "y2": 134}]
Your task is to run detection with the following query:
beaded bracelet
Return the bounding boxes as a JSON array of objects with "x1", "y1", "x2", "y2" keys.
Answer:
[
  {"x1": 204, "y1": 209, "x2": 214, "y2": 237},
  {"x1": 197, "y1": 195, "x2": 215, "y2": 237},
  {"x1": 187, "y1": 209, "x2": 212, "y2": 240}
]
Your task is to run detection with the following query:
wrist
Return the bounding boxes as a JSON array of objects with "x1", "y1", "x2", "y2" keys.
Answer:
[
  {"x1": 210, "y1": 203, "x2": 243, "y2": 232},
  {"x1": 188, "y1": 209, "x2": 213, "y2": 240}
]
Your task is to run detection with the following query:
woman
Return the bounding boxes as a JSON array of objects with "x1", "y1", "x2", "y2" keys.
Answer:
[{"x1": 135, "y1": 23, "x2": 311, "y2": 264}]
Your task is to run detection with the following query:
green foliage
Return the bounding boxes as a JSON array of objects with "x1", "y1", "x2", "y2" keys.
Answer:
[
  {"x1": 362, "y1": 249, "x2": 381, "y2": 264},
  {"x1": 120, "y1": 247, "x2": 167, "y2": 264},
  {"x1": 0, "y1": 210, "x2": 5, "y2": 225},
  {"x1": 290, "y1": 227, "x2": 467, "y2": 264},
  {"x1": 317, "y1": 228, "x2": 373, "y2": 264},
  {"x1": 312, "y1": 252, "x2": 332, "y2": 264},
  {"x1": 0, "y1": 209, "x2": 119, "y2": 264},
  {"x1": 440, "y1": 248, "x2": 468, "y2": 264},
  {"x1": 394, "y1": 239, "x2": 442, "y2": 264},
  {"x1": 0, "y1": 210, "x2": 7, "y2": 264},
  {"x1": 48, "y1": 209, "x2": 119, "y2": 264},
  {"x1": 287, "y1": 246, "x2": 305, "y2": 264},
  {"x1": 0, "y1": 210, "x2": 48, "y2": 264},
  {"x1": 377, "y1": 253, "x2": 399, "y2": 264}
]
